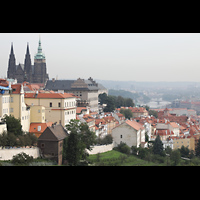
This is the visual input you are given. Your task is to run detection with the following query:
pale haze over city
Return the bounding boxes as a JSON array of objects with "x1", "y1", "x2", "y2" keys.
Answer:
[{"x1": 1, "y1": 33, "x2": 200, "y2": 82}]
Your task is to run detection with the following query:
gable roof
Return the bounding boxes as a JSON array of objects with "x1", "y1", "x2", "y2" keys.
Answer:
[
  {"x1": 38, "y1": 124, "x2": 68, "y2": 141},
  {"x1": 125, "y1": 120, "x2": 145, "y2": 131},
  {"x1": 29, "y1": 122, "x2": 53, "y2": 134}
]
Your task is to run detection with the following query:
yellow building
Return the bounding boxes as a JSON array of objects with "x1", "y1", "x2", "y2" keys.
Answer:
[
  {"x1": 25, "y1": 92, "x2": 77, "y2": 127},
  {"x1": 30, "y1": 105, "x2": 45, "y2": 123},
  {"x1": 0, "y1": 83, "x2": 30, "y2": 132},
  {"x1": 173, "y1": 136, "x2": 195, "y2": 151}
]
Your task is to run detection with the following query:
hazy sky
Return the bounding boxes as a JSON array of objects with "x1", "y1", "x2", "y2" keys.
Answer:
[{"x1": 1, "y1": 33, "x2": 200, "y2": 82}]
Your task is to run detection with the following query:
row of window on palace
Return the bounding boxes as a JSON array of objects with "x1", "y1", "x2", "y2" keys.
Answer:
[
  {"x1": 2, "y1": 96, "x2": 24, "y2": 103},
  {"x1": 49, "y1": 101, "x2": 76, "y2": 108}
]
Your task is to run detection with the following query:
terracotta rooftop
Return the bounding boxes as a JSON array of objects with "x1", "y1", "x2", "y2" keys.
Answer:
[
  {"x1": 126, "y1": 120, "x2": 145, "y2": 131},
  {"x1": 24, "y1": 92, "x2": 76, "y2": 99}
]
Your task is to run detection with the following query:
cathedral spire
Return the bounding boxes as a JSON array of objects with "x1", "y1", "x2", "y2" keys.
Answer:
[
  {"x1": 10, "y1": 42, "x2": 14, "y2": 55},
  {"x1": 34, "y1": 36, "x2": 45, "y2": 60},
  {"x1": 26, "y1": 42, "x2": 30, "y2": 55},
  {"x1": 7, "y1": 42, "x2": 16, "y2": 79}
]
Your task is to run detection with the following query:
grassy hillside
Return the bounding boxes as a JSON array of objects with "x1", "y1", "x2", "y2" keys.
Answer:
[{"x1": 87, "y1": 150, "x2": 164, "y2": 166}]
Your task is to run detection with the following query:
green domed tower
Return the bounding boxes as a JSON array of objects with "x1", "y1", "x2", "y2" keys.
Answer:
[{"x1": 33, "y1": 36, "x2": 49, "y2": 83}]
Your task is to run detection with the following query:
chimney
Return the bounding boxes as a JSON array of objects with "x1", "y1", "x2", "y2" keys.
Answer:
[{"x1": 35, "y1": 90, "x2": 38, "y2": 98}]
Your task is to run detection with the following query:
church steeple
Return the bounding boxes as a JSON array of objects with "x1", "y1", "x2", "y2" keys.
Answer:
[
  {"x1": 34, "y1": 36, "x2": 45, "y2": 60},
  {"x1": 10, "y1": 42, "x2": 14, "y2": 55},
  {"x1": 24, "y1": 42, "x2": 32, "y2": 82},
  {"x1": 7, "y1": 43, "x2": 16, "y2": 79},
  {"x1": 26, "y1": 42, "x2": 30, "y2": 55}
]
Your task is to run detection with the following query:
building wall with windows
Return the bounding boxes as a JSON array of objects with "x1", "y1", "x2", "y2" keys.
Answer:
[
  {"x1": 30, "y1": 105, "x2": 45, "y2": 123},
  {"x1": 0, "y1": 84, "x2": 30, "y2": 132},
  {"x1": 25, "y1": 93, "x2": 76, "y2": 127}
]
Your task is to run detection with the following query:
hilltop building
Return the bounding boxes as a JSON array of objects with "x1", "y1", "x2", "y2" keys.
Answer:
[
  {"x1": 7, "y1": 38, "x2": 49, "y2": 84},
  {"x1": 45, "y1": 77, "x2": 107, "y2": 112}
]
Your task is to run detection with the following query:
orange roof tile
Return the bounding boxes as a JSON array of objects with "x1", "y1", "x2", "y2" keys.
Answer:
[
  {"x1": 76, "y1": 107, "x2": 87, "y2": 114},
  {"x1": 11, "y1": 84, "x2": 21, "y2": 94},
  {"x1": 25, "y1": 92, "x2": 76, "y2": 99},
  {"x1": 126, "y1": 120, "x2": 145, "y2": 131},
  {"x1": 29, "y1": 122, "x2": 53, "y2": 133}
]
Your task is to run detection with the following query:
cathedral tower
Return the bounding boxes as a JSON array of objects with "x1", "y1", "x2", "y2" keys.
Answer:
[
  {"x1": 7, "y1": 37, "x2": 49, "y2": 84},
  {"x1": 33, "y1": 37, "x2": 49, "y2": 83},
  {"x1": 24, "y1": 43, "x2": 32, "y2": 82},
  {"x1": 7, "y1": 43, "x2": 16, "y2": 79}
]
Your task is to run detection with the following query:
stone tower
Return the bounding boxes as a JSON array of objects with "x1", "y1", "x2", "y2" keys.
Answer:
[
  {"x1": 7, "y1": 43, "x2": 16, "y2": 79},
  {"x1": 7, "y1": 37, "x2": 49, "y2": 84},
  {"x1": 24, "y1": 43, "x2": 32, "y2": 83},
  {"x1": 33, "y1": 37, "x2": 49, "y2": 83}
]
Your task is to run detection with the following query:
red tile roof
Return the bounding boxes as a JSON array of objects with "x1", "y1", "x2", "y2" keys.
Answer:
[
  {"x1": 11, "y1": 84, "x2": 21, "y2": 94},
  {"x1": 24, "y1": 92, "x2": 76, "y2": 99},
  {"x1": 128, "y1": 107, "x2": 148, "y2": 113},
  {"x1": 29, "y1": 122, "x2": 53, "y2": 137},
  {"x1": 76, "y1": 107, "x2": 87, "y2": 114},
  {"x1": 126, "y1": 120, "x2": 145, "y2": 131}
]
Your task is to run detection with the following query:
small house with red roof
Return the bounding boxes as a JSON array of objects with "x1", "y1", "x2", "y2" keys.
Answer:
[{"x1": 112, "y1": 119, "x2": 146, "y2": 148}]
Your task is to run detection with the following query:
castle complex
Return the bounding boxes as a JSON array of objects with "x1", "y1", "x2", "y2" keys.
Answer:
[{"x1": 7, "y1": 38, "x2": 49, "y2": 84}]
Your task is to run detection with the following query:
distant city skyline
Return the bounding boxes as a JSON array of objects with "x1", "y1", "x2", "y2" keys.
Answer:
[{"x1": 1, "y1": 33, "x2": 200, "y2": 82}]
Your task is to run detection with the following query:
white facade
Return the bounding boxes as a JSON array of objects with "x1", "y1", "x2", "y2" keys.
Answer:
[{"x1": 111, "y1": 122, "x2": 145, "y2": 148}]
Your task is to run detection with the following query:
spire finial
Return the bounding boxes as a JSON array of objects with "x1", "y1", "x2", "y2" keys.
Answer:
[
  {"x1": 26, "y1": 42, "x2": 30, "y2": 55},
  {"x1": 10, "y1": 42, "x2": 14, "y2": 55}
]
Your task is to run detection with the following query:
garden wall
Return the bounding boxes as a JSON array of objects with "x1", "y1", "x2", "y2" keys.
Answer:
[
  {"x1": 87, "y1": 143, "x2": 114, "y2": 155},
  {"x1": 0, "y1": 147, "x2": 40, "y2": 160}
]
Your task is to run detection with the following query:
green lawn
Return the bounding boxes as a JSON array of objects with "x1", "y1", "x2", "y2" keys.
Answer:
[{"x1": 87, "y1": 150, "x2": 164, "y2": 166}]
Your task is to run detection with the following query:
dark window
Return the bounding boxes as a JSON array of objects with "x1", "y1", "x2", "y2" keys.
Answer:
[
  {"x1": 58, "y1": 102, "x2": 61, "y2": 107},
  {"x1": 50, "y1": 102, "x2": 52, "y2": 107},
  {"x1": 41, "y1": 143, "x2": 45, "y2": 148},
  {"x1": 120, "y1": 135, "x2": 122, "y2": 138}
]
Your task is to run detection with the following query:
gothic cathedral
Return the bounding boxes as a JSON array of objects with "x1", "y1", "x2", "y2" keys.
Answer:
[{"x1": 7, "y1": 38, "x2": 49, "y2": 84}]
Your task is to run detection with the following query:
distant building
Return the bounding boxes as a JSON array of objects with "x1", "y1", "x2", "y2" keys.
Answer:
[
  {"x1": 45, "y1": 77, "x2": 107, "y2": 112},
  {"x1": 7, "y1": 38, "x2": 49, "y2": 84}
]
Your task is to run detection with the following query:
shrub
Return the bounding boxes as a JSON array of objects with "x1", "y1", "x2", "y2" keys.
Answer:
[
  {"x1": 116, "y1": 142, "x2": 131, "y2": 155},
  {"x1": 11, "y1": 152, "x2": 33, "y2": 166}
]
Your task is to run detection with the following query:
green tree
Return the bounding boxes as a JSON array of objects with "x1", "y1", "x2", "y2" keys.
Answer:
[
  {"x1": 3, "y1": 115, "x2": 23, "y2": 136},
  {"x1": 79, "y1": 123, "x2": 97, "y2": 151},
  {"x1": 7, "y1": 132, "x2": 17, "y2": 147},
  {"x1": 104, "y1": 96, "x2": 116, "y2": 112},
  {"x1": 195, "y1": 139, "x2": 200, "y2": 157},
  {"x1": 144, "y1": 105, "x2": 150, "y2": 111},
  {"x1": 120, "y1": 108, "x2": 133, "y2": 119},
  {"x1": 131, "y1": 146, "x2": 138, "y2": 156},
  {"x1": 125, "y1": 98, "x2": 134, "y2": 107},
  {"x1": 65, "y1": 131, "x2": 83, "y2": 166},
  {"x1": 0, "y1": 131, "x2": 8, "y2": 149},
  {"x1": 170, "y1": 149, "x2": 181, "y2": 166},
  {"x1": 152, "y1": 135, "x2": 164, "y2": 156},
  {"x1": 98, "y1": 93, "x2": 108, "y2": 105},
  {"x1": 149, "y1": 110, "x2": 158, "y2": 118},
  {"x1": 180, "y1": 145, "x2": 190, "y2": 158},
  {"x1": 116, "y1": 96, "x2": 125, "y2": 108},
  {"x1": 63, "y1": 119, "x2": 97, "y2": 165}
]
